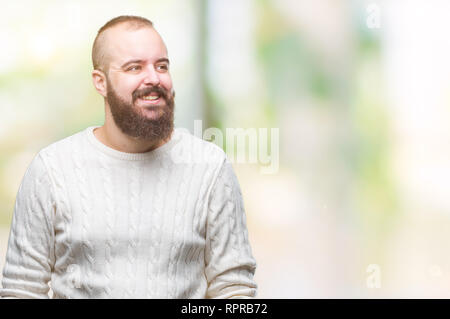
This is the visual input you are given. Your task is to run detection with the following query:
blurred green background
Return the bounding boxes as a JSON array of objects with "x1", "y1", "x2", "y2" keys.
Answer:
[{"x1": 2, "y1": 0, "x2": 450, "y2": 297}]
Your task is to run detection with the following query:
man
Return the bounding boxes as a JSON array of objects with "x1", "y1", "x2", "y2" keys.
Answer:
[{"x1": 0, "y1": 15, "x2": 257, "y2": 299}]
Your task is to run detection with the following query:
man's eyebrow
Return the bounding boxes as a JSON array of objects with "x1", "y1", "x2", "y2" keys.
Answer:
[
  {"x1": 155, "y1": 58, "x2": 170, "y2": 64},
  {"x1": 121, "y1": 59, "x2": 145, "y2": 69},
  {"x1": 121, "y1": 58, "x2": 170, "y2": 69}
]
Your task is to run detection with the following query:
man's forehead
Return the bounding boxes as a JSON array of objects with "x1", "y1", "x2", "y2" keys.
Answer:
[{"x1": 103, "y1": 25, "x2": 168, "y2": 65}]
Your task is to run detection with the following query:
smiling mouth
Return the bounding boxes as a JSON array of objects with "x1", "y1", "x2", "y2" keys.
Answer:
[
  {"x1": 141, "y1": 94, "x2": 160, "y2": 101},
  {"x1": 137, "y1": 93, "x2": 164, "y2": 105}
]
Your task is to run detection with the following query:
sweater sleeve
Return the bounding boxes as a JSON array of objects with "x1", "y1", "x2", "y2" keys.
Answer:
[
  {"x1": 0, "y1": 153, "x2": 56, "y2": 299},
  {"x1": 204, "y1": 160, "x2": 257, "y2": 298}
]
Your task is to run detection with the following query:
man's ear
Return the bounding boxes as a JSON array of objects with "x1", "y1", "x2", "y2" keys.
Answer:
[{"x1": 92, "y1": 69, "x2": 108, "y2": 98}]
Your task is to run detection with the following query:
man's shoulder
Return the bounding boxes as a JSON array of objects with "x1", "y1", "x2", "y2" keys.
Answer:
[
  {"x1": 37, "y1": 127, "x2": 90, "y2": 160},
  {"x1": 19, "y1": 128, "x2": 90, "y2": 181},
  {"x1": 172, "y1": 128, "x2": 227, "y2": 166}
]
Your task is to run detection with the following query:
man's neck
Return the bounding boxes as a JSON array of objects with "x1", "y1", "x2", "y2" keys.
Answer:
[{"x1": 93, "y1": 123, "x2": 170, "y2": 154}]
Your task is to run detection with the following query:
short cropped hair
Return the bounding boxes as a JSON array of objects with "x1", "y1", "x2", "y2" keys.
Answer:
[{"x1": 92, "y1": 15, "x2": 154, "y2": 73}]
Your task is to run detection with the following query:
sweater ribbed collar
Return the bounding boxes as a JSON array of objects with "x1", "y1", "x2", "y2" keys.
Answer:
[{"x1": 85, "y1": 126, "x2": 180, "y2": 161}]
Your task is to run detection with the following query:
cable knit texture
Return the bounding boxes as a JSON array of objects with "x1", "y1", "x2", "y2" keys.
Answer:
[{"x1": 0, "y1": 126, "x2": 257, "y2": 299}]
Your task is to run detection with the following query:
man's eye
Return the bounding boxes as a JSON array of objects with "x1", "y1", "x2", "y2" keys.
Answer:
[
  {"x1": 157, "y1": 64, "x2": 168, "y2": 71},
  {"x1": 127, "y1": 66, "x2": 141, "y2": 71}
]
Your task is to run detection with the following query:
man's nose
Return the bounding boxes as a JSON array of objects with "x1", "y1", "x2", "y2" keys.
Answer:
[{"x1": 143, "y1": 66, "x2": 160, "y2": 86}]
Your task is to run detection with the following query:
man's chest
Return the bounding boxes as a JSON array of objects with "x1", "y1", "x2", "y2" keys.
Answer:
[{"x1": 53, "y1": 162, "x2": 214, "y2": 252}]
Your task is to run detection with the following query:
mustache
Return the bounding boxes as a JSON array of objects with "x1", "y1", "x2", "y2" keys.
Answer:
[{"x1": 132, "y1": 86, "x2": 170, "y2": 102}]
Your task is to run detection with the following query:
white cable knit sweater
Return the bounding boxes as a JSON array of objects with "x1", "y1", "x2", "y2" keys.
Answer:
[{"x1": 0, "y1": 126, "x2": 257, "y2": 299}]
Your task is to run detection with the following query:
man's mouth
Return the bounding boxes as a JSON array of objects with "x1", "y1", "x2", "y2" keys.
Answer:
[
  {"x1": 138, "y1": 92, "x2": 162, "y2": 104},
  {"x1": 142, "y1": 94, "x2": 159, "y2": 101}
]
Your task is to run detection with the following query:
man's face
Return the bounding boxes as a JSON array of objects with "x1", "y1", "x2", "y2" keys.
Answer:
[{"x1": 103, "y1": 25, "x2": 175, "y2": 141}]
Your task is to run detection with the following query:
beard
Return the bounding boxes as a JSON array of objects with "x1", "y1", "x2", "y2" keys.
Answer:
[{"x1": 106, "y1": 78, "x2": 175, "y2": 142}]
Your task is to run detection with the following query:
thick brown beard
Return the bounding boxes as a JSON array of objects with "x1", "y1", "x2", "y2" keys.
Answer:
[{"x1": 106, "y1": 78, "x2": 175, "y2": 142}]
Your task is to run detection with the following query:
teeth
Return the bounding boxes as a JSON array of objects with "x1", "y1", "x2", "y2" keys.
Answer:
[{"x1": 142, "y1": 95, "x2": 159, "y2": 100}]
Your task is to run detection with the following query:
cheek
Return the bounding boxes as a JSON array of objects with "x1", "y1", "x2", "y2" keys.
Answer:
[
  {"x1": 160, "y1": 74, "x2": 173, "y2": 90},
  {"x1": 112, "y1": 76, "x2": 141, "y2": 95}
]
